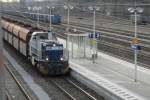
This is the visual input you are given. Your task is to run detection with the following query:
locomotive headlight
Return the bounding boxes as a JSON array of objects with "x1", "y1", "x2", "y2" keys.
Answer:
[
  {"x1": 53, "y1": 44, "x2": 56, "y2": 47},
  {"x1": 60, "y1": 57, "x2": 64, "y2": 61},
  {"x1": 46, "y1": 56, "x2": 49, "y2": 61}
]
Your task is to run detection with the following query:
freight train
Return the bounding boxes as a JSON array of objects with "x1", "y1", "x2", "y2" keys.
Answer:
[
  {"x1": 23, "y1": 12, "x2": 62, "y2": 24},
  {"x1": 2, "y1": 10, "x2": 62, "y2": 24},
  {"x1": 1, "y1": 17, "x2": 69, "y2": 75}
]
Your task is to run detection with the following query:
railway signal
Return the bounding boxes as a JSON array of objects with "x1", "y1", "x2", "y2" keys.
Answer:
[
  {"x1": 132, "y1": 38, "x2": 140, "y2": 44},
  {"x1": 88, "y1": 32, "x2": 100, "y2": 39},
  {"x1": 131, "y1": 38, "x2": 141, "y2": 51}
]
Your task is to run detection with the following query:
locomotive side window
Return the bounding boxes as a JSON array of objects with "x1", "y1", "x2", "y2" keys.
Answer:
[
  {"x1": 33, "y1": 36, "x2": 36, "y2": 40},
  {"x1": 35, "y1": 33, "x2": 48, "y2": 40}
]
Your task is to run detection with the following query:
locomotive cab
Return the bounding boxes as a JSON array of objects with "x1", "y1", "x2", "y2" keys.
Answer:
[{"x1": 29, "y1": 32, "x2": 69, "y2": 75}]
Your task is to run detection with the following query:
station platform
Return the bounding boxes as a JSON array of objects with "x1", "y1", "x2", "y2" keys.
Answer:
[{"x1": 59, "y1": 38, "x2": 150, "y2": 100}]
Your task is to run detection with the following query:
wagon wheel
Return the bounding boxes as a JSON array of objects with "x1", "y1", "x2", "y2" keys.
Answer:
[{"x1": 37, "y1": 63, "x2": 49, "y2": 75}]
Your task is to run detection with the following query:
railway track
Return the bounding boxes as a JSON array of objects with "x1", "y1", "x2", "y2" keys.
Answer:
[
  {"x1": 14, "y1": 12, "x2": 150, "y2": 47},
  {"x1": 48, "y1": 77, "x2": 100, "y2": 100},
  {"x1": 5, "y1": 63, "x2": 32, "y2": 100},
  {"x1": 70, "y1": 11, "x2": 150, "y2": 35},
  {"x1": 2, "y1": 12, "x2": 150, "y2": 68},
  {"x1": 3, "y1": 11, "x2": 150, "y2": 41},
  {"x1": 3, "y1": 10, "x2": 150, "y2": 34},
  {"x1": 6, "y1": 88, "x2": 12, "y2": 100},
  {"x1": 17, "y1": 12, "x2": 150, "y2": 48},
  {"x1": 98, "y1": 41, "x2": 150, "y2": 68}
]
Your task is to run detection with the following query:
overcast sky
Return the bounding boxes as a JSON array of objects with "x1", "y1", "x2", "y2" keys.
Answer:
[
  {"x1": 0, "y1": 0, "x2": 59, "y2": 2},
  {"x1": 0, "y1": 0, "x2": 42, "y2": 2},
  {"x1": 0, "y1": 0, "x2": 19, "y2": 2}
]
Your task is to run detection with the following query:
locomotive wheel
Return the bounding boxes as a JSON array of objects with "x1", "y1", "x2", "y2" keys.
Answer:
[{"x1": 37, "y1": 63, "x2": 49, "y2": 75}]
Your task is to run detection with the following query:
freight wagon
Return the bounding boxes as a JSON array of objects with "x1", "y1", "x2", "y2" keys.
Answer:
[
  {"x1": 23, "y1": 12, "x2": 61, "y2": 24},
  {"x1": 1, "y1": 17, "x2": 69, "y2": 75},
  {"x1": 130, "y1": 15, "x2": 150, "y2": 25}
]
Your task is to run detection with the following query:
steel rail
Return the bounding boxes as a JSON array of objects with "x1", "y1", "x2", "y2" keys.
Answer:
[
  {"x1": 98, "y1": 41, "x2": 150, "y2": 67},
  {"x1": 62, "y1": 22, "x2": 150, "y2": 38},
  {"x1": 65, "y1": 78, "x2": 97, "y2": 100},
  {"x1": 56, "y1": 23, "x2": 150, "y2": 48},
  {"x1": 3, "y1": 10, "x2": 150, "y2": 39},
  {"x1": 69, "y1": 21, "x2": 150, "y2": 36},
  {"x1": 16, "y1": 12, "x2": 149, "y2": 47},
  {"x1": 3, "y1": 10, "x2": 150, "y2": 33},
  {"x1": 5, "y1": 64, "x2": 32, "y2": 100},
  {"x1": 51, "y1": 78, "x2": 98, "y2": 100},
  {"x1": 51, "y1": 80, "x2": 76, "y2": 100},
  {"x1": 14, "y1": 11, "x2": 149, "y2": 43},
  {"x1": 3, "y1": 13, "x2": 150, "y2": 51},
  {"x1": 61, "y1": 23, "x2": 150, "y2": 45},
  {"x1": 6, "y1": 88, "x2": 12, "y2": 100},
  {"x1": 99, "y1": 41, "x2": 150, "y2": 56}
]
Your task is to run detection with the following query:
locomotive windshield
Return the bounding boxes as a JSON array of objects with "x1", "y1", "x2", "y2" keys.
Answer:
[
  {"x1": 35, "y1": 32, "x2": 57, "y2": 41},
  {"x1": 38, "y1": 33, "x2": 48, "y2": 40}
]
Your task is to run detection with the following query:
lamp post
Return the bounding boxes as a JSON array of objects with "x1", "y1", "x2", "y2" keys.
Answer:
[
  {"x1": 128, "y1": 7, "x2": 143, "y2": 82},
  {"x1": 27, "y1": 6, "x2": 32, "y2": 18},
  {"x1": 64, "y1": 4, "x2": 74, "y2": 50},
  {"x1": 88, "y1": 6, "x2": 100, "y2": 63},
  {"x1": 33, "y1": 6, "x2": 42, "y2": 28},
  {"x1": 47, "y1": 6, "x2": 55, "y2": 31}
]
